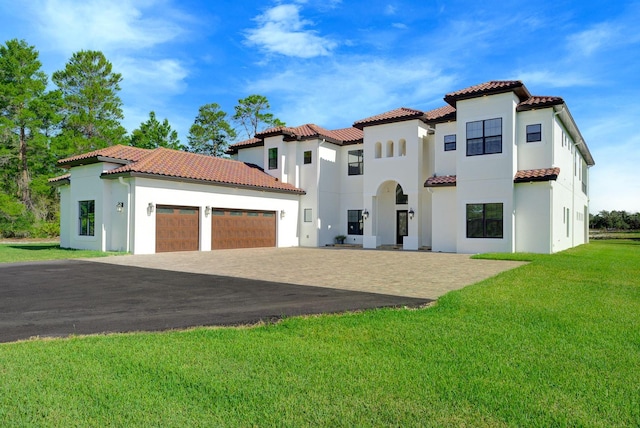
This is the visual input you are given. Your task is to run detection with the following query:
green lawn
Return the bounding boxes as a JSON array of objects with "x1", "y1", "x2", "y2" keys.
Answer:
[
  {"x1": 0, "y1": 242, "x2": 123, "y2": 263},
  {"x1": 0, "y1": 240, "x2": 639, "y2": 426}
]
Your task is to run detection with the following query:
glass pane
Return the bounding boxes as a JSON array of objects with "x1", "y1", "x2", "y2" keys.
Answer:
[
  {"x1": 485, "y1": 136, "x2": 502, "y2": 154},
  {"x1": 179, "y1": 209, "x2": 197, "y2": 215},
  {"x1": 467, "y1": 138, "x2": 483, "y2": 155},
  {"x1": 263, "y1": 212, "x2": 275, "y2": 217},
  {"x1": 247, "y1": 212, "x2": 259, "y2": 217},
  {"x1": 466, "y1": 121, "x2": 483, "y2": 139},
  {"x1": 444, "y1": 134, "x2": 456, "y2": 143},
  {"x1": 230, "y1": 211, "x2": 243, "y2": 216},
  {"x1": 396, "y1": 184, "x2": 408, "y2": 204},
  {"x1": 304, "y1": 209, "x2": 312, "y2": 222},
  {"x1": 157, "y1": 207, "x2": 174, "y2": 214},
  {"x1": 484, "y1": 118, "x2": 502, "y2": 137}
]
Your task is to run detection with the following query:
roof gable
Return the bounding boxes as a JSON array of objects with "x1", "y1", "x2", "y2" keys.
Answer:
[{"x1": 444, "y1": 80, "x2": 531, "y2": 106}]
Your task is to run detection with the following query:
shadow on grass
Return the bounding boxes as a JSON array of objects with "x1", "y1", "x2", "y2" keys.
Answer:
[{"x1": 5, "y1": 244, "x2": 65, "y2": 251}]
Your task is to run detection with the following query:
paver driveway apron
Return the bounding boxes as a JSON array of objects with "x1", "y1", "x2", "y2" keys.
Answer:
[{"x1": 89, "y1": 247, "x2": 525, "y2": 299}]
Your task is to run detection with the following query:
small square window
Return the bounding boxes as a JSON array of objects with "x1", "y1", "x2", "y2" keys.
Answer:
[
  {"x1": 444, "y1": 134, "x2": 456, "y2": 151},
  {"x1": 526, "y1": 124, "x2": 542, "y2": 142},
  {"x1": 304, "y1": 150, "x2": 312, "y2": 164},
  {"x1": 304, "y1": 208, "x2": 312, "y2": 222}
]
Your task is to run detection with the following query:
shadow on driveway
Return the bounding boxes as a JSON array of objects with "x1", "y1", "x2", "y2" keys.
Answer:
[{"x1": 0, "y1": 259, "x2": 430, "y2": 343}]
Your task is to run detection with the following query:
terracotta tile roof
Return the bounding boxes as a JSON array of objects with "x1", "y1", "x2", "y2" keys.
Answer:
[
  {"x1": 516, "y1": 95, "x2": 564, "y2": 111},
  {"x1": 514, "y1": 167, "x2": 560, "y2": 183},
  {"x1": 424, "y1": 105, "x2": 457, "y2": 122},
  {"x1": 100, "y1": 147, "x2": 305, "y2": 194},
  {"x1": 48, "y1": 173, "x2": 71, "y2": 186},
  {"x1": 353, "y1": 107, "x2": 425, "y2": 129},
  {"x1": 226, "y1": 137, "x2": 264, "y2": 154},
  {"x1": 58, "y1": 145, "x2": 152, "y2": 167},
  {"x1": 328, "y1": 126, "x2": 364, "y2": 144},
  {"x1": 444, "y1": 80, "x2": 531, "y2": 106},
  {"x1": 57, "y1": 145, "x2": 304, "y2": 194},
  {"x1": 425, "y1": 168, "x2": 561, "y2": 187},
  {"x1": 256, "y1": 123, "x2": 363, "y2": 144},
  {"x1": 424, "y1": 175, "x2": 457, "y2": 187}
]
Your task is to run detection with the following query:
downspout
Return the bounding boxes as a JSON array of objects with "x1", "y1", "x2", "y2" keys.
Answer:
[{"x1": 118, "y1": 176, "x2": 131, "y2": 253}]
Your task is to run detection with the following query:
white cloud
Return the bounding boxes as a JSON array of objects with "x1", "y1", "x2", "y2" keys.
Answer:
[
  {"x1": 567, "y1": 23, "x2": 617, "y2": 57},
  {"x1": 245, "y1": 4, "x2": 337, "y2": 58},
  {"x1": 117, "y1": 58, "x2": 189, "y2": 94},
  {"x1": 247, "y1": 57, "x2": 456, "y2": 129},
  {"x1": 511, "y1": 70, "x2": 595, "y2": 88},
  {"x1": 392, "y1": 22, "x2": 408, "y2": 30},
  {"x1": 27, "y1": 0, "x2": 184, "y2": 53},
  {"x1": 385, "y1": 5, "x2": 397, "y2": 15}
]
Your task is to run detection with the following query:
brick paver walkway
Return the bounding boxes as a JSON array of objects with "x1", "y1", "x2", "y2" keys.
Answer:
[{"x1": 90, "y1": 248, "x2": 525, "y2": 299}]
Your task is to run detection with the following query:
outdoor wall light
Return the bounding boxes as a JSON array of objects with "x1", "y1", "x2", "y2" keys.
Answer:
[
  {"x1": 147, "y1": 202, "x2": 155, "y2": 214},
  {"x1": 362, "y1": 209, "x2": 369, "y2": 220},
  {"x1": 205, "y1": 206, "x2": 211, "y2": 217},
  {"x1": 280, "y1": 209, "x2": 286, "y2": 219},
  {"x1": 116, "y1": 202, "x2": 124, "y2": 213},
  {"x1": 409, "y1": 208, "x2": 415, "y2": 220}
]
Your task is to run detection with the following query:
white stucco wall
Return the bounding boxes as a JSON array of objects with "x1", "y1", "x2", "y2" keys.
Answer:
[
  {"x1": 431, "y1": 187, "x2": 457, "y2": 252},
  {"x1": 235, "y1": 146, "x2": 264, "y2": 168},
  {"x1": 517, "y1": 109, "x2": 553, "y2": 171},
  {"x1": 58, "y1": 185, "x2": 70, "y2": 248},
  {"x1": 362, "y1": 120, "x2": 428, "y2": 250},
  {"x1": 433, "y1": 121, "x2": 457, "y2": 176},
  {"x1": 514, "y1": 182, "x2": 552, "y2": 253}
]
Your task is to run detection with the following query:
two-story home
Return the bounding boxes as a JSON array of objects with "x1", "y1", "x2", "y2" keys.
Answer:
[{"x1": 51, "y1": 80, "x2": 594, "y2": 254}]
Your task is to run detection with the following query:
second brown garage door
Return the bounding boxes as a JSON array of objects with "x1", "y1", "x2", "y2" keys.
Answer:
[{"x1": 211, "y1": 209, "x2": 276, "y2": 250}]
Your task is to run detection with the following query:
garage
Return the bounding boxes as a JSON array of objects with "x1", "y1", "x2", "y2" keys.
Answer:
[
  {"x1": 155, "y1": 205, "x2": 200, "y2": 253},
  {"x1": 211, "y1": 209, "x2": 276, "y2": 249}
]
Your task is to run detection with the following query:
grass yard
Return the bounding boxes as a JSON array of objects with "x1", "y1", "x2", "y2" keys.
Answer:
[
  {"x1": 0, "y1": 240, "x2": 639, "y2": 426},
  {"x1": 0, "y1": 243, "x2": 122, "y2": 263}
]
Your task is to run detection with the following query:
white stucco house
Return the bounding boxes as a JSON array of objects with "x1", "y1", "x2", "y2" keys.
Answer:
[{"x1": 51, "y1": 80, "x2": 594, "y2": 254}]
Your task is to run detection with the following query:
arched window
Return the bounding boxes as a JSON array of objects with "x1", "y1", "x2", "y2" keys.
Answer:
[
  {"x1": 399, "y1": 139, "x2": 406, "y2": 156},
  {"x1": 375, "y1": 142, "x2": 382, "y2": 158},
  {"x1": 396, "y1": 183, "x2": 408, "y2": 204},
  {"x1": 386, "y1": 141, "x2": 394, "y2": 157}
]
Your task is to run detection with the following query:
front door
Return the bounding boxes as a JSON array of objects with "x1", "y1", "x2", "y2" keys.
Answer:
[{"x1": 396, "y1": 210, "x2": 408, "y2": 245}]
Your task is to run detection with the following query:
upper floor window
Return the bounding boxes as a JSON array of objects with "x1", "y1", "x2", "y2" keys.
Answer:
[
  {"x1": 268, "y1": 147, "x2": 277, "y2": 169},
  {"x1": 347, "y1": 210, "x2": 363, "y2": 235},
  {"x1": 526, "y1": 124, "x2": 542, "y2": 142},
  {"x1": 466, "y1": 118, "x2": 502, "y2": 156},
  {"x1": 348, "y1": 149, "x2": 363, "y2": 175},
  {"x1": 444, "y1": 134, "x2": 456, "y2": 151},
  {"x1": 466, "y1": 203, "x2": 503, "y2": 239},
  {"x1": 304, "y1": 208, "x2": 312, "y2": 222},
  {"x1": 304, "y1": 150, "x2": 312, "y2": 164},
  {"x1": 79, "y1": 200, "x2": 95, "y2": 236}
]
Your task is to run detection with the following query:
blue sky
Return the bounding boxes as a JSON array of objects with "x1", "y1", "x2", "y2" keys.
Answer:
[{"x1": 1, "y1": 0, "x2": 638, "y2": 213}]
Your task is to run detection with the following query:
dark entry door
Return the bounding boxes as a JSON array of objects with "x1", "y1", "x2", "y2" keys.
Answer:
[{"x1": 396, "y1": 210, "x2": 408, "y2": 245}]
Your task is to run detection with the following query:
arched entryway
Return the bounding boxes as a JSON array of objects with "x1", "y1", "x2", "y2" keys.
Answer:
[{"x1": 369, "y1": 180, "x2": 409, "y2": 246}]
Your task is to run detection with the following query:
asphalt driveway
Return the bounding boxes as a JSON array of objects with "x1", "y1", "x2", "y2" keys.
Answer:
[{"x1": 0, "y1": 259, "x2": 430, "y2": 343}]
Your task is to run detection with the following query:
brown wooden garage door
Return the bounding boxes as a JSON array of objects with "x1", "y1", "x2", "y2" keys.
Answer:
[
  {"x1": 211, "y1": 209, "x2": 276, "y2": 250},
  {"x1": 156, "y1": 205, "x2": 200, "y2": 253}
]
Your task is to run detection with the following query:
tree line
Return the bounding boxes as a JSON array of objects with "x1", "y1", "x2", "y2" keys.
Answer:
[
  {"x1": 0, "y1": 39, "x2": 284, "y2": 238},
  {"x1": 590, "y1": 211, "x2": 640, "y2": 230}
]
